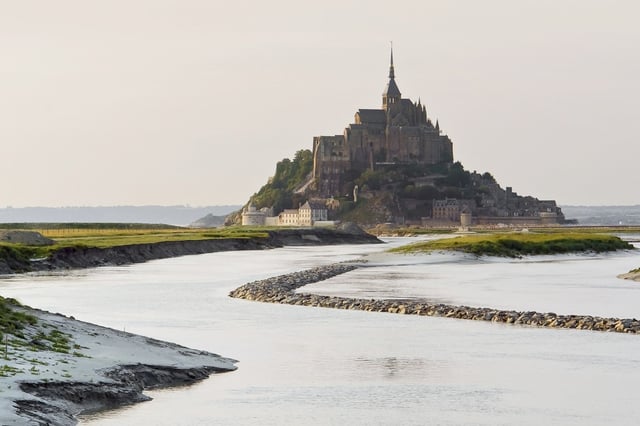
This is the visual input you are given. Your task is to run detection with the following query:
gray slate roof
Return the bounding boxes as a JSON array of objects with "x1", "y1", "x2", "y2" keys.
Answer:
[
  {"x1": 357, "y1": 109, "x2": 387, "y2": 124},
  {"x1": 383, "y1": 78, "x2": 401, "y2": 97},
  {"x1": 300, "y1": 200, "x2": 327, "y2": 210}
]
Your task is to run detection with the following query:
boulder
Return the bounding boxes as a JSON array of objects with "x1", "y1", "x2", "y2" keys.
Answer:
[{"x1": 0, "y1": 230, "x2": 54, "y2": 246}]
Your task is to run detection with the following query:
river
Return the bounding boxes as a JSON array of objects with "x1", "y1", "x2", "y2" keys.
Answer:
[{"x1": 1, "y1": 237, "x2": 639, "y2": 425}]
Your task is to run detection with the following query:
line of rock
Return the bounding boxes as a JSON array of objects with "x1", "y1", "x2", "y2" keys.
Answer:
[{"x1": 229, "y1": 263, "x2": 640, "y2": 334}]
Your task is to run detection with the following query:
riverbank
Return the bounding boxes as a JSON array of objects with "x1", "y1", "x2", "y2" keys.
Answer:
[
  {"x1": 0, "y1": 226, "x2": 380, "y2": 424},
  {"x1": 230, "y1": 263, "x2": 640, "y2": 334},
  {"x1": 1, "y1": 305, "x2": 237, "y2": 425},
  {"x1": 0, "y1": 227, "x2": 381, "y2": 275}
]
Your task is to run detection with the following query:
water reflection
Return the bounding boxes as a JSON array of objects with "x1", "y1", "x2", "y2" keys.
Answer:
[{"x1": 353, "y1": 356, "x2": 438, "y2": 379}]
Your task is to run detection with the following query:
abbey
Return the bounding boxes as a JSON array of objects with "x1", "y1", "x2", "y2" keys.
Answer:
[
  {"x1": 237, "y1": 49, "x2": 568, "y2": 227},
  {"x1": 312, "y1": 49, "x2": 454, "y2": 196}
]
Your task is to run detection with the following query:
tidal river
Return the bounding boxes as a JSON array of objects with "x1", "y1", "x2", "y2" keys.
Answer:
[{"x1": 1, "y1": 237, "x2": 640, "y2": 425}]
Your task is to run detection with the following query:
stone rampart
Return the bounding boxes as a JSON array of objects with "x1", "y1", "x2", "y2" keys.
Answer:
[{"x1": 229, "y1": 264, "x2": 640, "y2": 334}]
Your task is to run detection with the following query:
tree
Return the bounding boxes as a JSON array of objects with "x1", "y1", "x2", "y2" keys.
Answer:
[
  {"x1": 249, "y1": 149, "x2": 313, "y2": 212},
  {"x1": 443, "y1": 162, "x2": 471, "y2": 187},
  {"x1": 482, "y1": 172, "x2": 496, "y2": 183}
]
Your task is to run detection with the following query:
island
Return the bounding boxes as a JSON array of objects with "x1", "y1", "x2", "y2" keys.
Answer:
[{"x1": 224, "y1": 49, "x2": 570, "y2": 228}]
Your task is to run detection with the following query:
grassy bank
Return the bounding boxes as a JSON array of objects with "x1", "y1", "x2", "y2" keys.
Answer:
[
  {"x1": 0, "y1": 296, "x2": 37, "y2": 342},
  {"x1": 0, "y1": 225, "x2": 276, "y2": 274},
  {"x1": 389, "y1": 232, "x2": 634, "y2": 257},
  {"x1": 0, "y1": 296, "x2": 44, "y2": 377},
  {"x1": 1, "y1": 226, "x2": 272, "y2": 254}
]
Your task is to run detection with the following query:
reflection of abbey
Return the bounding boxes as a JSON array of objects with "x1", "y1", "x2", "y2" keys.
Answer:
[{"x1": 312, "y1": 49, "x2": 453, "y2": 196}]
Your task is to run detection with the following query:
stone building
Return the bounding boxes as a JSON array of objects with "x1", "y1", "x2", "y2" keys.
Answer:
[
  {"x1": 276, "y1": 201, "x2": 329, "y2": 227},
  {"x1": 242, "y1": 200, "x2": 330, "y2": 227},
  {"x1": 298, "y1": 200, "x2": 328, "y2": 226},
  {"x1": 432, "y1": 198, "x2": 474, "y2": 222},
  {"x1": 312, "y1": 49, "x2": 454, "y2": 197},
  {"x1": 278, "y1": 209, "x2": 300, "y2": 226},
  {"x1": 241, "y1": 204, "x2": 266, "y2": 226}
]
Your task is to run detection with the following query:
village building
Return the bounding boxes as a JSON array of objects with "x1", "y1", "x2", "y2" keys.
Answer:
[
  {"x1": 298, "y1": 200, "x2": 328, "y2": 226},
  {"x1": 276, "y1": 201, "x2": 329, "y2": 227},
  {"x1": 278, "y1": 209, "x2": 300, "y2": 226},
  {"x1": 432, "y1": 199, "x2": 474, "y2": 222},
  {"x1": 241, "y1": 200, "x2": 330, "y2": 227}
]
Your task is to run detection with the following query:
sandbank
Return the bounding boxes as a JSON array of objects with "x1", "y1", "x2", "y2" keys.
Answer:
[{"x1": 0, "y1": 306, "x2": 237, "y2": 425}]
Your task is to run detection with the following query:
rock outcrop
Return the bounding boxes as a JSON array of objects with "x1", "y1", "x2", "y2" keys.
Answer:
[{"x1": 0, "y1": 230, "x2": 54, "y2": 246}]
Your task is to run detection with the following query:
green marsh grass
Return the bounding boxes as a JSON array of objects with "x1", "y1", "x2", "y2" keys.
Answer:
[
  {"x1": 0, "y1": 225, "x2": 275, "y2": 261},
  {"x1": 389, "y1": 232, "x2": 634, "y2": 257},
  {"x1": 0, "y1": 297, "x2": 37, "y2": 341}
]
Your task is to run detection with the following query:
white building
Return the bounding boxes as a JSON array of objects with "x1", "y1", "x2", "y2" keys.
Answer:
[
  {"x1": 298, "y1": 201, "x2": 328, "y2": 226},
  {"x1": 241, "y1": 204, "x2": 266, "y2": 226},
  {"x1": 243, "y1": 200, "x2": 330, "y2": 227},
  {"x1": 278, "y1": 209, "x2": 300, "y2": 226}
]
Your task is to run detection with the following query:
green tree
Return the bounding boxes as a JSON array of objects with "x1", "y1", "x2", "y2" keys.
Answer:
[
  {"x1": 442, "y1": 162, "x2": 471, "y2": 187},
  {"x1": 250, "y1": 149, "x2": 313, "y2": 212}
]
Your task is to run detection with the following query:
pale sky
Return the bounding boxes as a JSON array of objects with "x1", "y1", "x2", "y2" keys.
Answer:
[{"x1": 1, "y1": 0, "x2": 639, "y2": 207}]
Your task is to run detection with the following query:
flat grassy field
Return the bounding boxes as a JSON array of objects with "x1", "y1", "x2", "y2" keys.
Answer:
[
  {"x1": 389, "y1": 232, "x2": 634, "y2": 257},
  {"x1": 0, "y1": 225, "x2": 276, "y2": 260},
  {"x1": 38, "y1": 227, "x2": 272, "y2": 247}
]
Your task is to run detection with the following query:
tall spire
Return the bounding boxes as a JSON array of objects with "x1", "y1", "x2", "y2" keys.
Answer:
[{"x1": 389, "y1": 42, "x2": 395, "y2": 79}]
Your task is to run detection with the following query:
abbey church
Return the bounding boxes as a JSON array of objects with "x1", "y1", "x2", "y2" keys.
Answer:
[{"x1": 312, "y1": 49, "x2": 454, "y2": 196}]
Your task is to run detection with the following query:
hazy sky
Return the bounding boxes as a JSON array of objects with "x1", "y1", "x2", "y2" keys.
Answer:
[{"x1": 1, "y1": 0, "x2": 639, "y2": 207}]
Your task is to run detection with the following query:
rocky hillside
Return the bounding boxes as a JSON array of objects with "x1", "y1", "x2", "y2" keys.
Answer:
[{"x1": 231, "y1": 148, "x2": 564, "y2": 226}]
